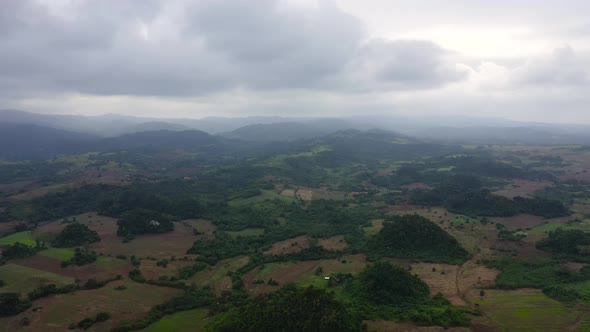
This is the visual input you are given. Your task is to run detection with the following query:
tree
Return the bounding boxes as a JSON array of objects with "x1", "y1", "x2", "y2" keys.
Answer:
[{"x1": 52, "y1": 223, "x2": 100, "y2": 247}]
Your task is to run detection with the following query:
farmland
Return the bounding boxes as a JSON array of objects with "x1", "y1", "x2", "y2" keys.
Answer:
[{"x1": 1, "y1": 130, "x2": 590, "y2": 331}]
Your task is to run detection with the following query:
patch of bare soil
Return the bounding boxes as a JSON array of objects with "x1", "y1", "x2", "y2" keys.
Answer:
[
  {"x1": 411, "y1": 263, "x2": 465, "y2": 306},
  {"x1": 563, "y1": 262, "x2": 587, "y2": 273},
  {"x1": 365, "y1": 321, "x2": 472, "y2": 332},
  {"x1": 139, "y1": 259, "x2": 196, "y2": 281},
  {"x1": 263, "y1": 235, "x2": 311, "y2": 256},
  {"x1": 295, "y1": 189, "x2": 313, "y2": 201},
  {"x1": 13, "y1": 256, "x2": 132, "y2": 284},
  {"x1": 492, "y1": 179, "x2": 554, "y2": 198},
  {"x1": 318, "y1": 235, "x2": 348, "y2": 251},
  {"x1": 489, "y1": 214, "x2": 574, "y2": 231}
]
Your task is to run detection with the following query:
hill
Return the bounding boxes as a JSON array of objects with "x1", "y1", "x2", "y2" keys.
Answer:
[
  {"x1": 221, "y1": 120, "x2": 358, "y2": 142},
  {"x1": 0, "y1": 123, "x2": 98, "y2": 160}
]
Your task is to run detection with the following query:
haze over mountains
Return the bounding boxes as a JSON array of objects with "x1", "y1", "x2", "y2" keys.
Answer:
[{"x1": 2, "y1": 109, "x2": 590, "y2": 157}]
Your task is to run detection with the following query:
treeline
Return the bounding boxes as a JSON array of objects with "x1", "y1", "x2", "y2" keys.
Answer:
[
  {"x1": 410, "y1": 175, "x2": 568, "y2": 218},
  {"x1": 484, "y1": 257, "x2": 590, "y2": 303},
  {"x1": 204, "y1": 284, "x2": 365, "y2": 332},
  {"x1": 536, "y1": 228, "x2": 590, "y2": 260}
]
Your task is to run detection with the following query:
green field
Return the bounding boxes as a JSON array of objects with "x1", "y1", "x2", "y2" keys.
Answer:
[
  {"x1": 226, "y1": 228, "x2": 265, "y2": 237},
  {"x1": 0, "y1": 263, "x2": 74, "y2": 293},
  {"x1": 264, "y1": 145, "x2": 331, "y2": 167},
  {"x1": 140, "y1": 308, "x2": 209, "y2": 332},
  {"x1": 191, "y1": 256, "x2": 249, "y2": 290},
  {"x1": 529, "y1": 219, "x2": 590, "y2": 235},
  {"x1": 229, "y1": 189, "x2": 296, "y2": 206},
  {"x1": 39, "y1": 247, "x2": 127, "y2": 268},
  {"x1": 40, "y1": 247, "x2": 75, "y2": 260},
  {"x1": 0, "y1": 231, "x2": 36, "y2": 246},
  {"x1": 474, "y1": 290, "x2": 580, "y2": 331}
]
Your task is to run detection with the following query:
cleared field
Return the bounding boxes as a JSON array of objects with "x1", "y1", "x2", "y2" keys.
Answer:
[
  {"x1": 410, "y1": 263, "x2": 464, "y2": 305},
  {"x1": 68, "y1": 214, "x2": 203, "y2": 259},
  {"x1": 264, "y1": 235, "x2": 311, "y2": 256},
  {"x1": 139, "y1": 259, "x2": 196, "y2": 281},
  {"x1": 318, "y1": 235, "x2": 348, "y2": 251},
  {"x1": 493, "y1": 179, "x2": 554, "y2": 198},
  {"x1": 0, "y1": 263, "x2": 75, "y2": 294},
  {"x1": 0, "y1": 231, "x2": 36, "y2": 246},
  {"x1": 365, "y1": 321, "x2": 471, "y2": 332},
  {"x1": 529, "y1": 218, "x2": 590, "y2": 235},
  {"x1": 490, "y1": 214, "x2": 574, "y2": 231},
  {"x1": 264, "y1": 235, "x2": 349, "y2": 256},
  {"x1": 182, "y1": 219, "x2": 217, "y2": 240},
  {"x1": 0, "y1": 279, "x2": 182, "y2": 332},
  {"x1": 0, "y1": 221, "x2": 19, "y2": 235},
  {"x1": 244, "y1": 254, "x2": 367, "y2": 295},
  {"x1": 14, "y1": 254, "x2": 131, "y2": 284},
  {"x1": 139, "y1": 308, "x2": 209, "y2": 332},
  {"x1": 472, "y1": 289, "x2": 580, "y2": 332},
  {"x1": 190, "y1": 256, "x2": 250, "y2": 295}
]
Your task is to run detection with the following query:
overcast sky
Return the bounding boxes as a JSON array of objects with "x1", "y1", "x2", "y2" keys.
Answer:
[{"x1": 1, "y1": 0, "x2": 589, "y2": 123}]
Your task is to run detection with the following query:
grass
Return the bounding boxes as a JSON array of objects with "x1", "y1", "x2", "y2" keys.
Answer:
[
  {"x1": 474, "y1": 289, "x2": 579, "y2": 331},
  {"x1": 264, "y1": 145, "x2": 331, "y2": 167},
  {"x1": 255, "y1": 262, "x2": 295, "y2": 280},
  {"x1": 191, "y1": 256, "x2": 250, "y2": 292},
  {"x1": 139, "y1": 308, "x2": 209, "y2": 332},
  {"x1": 0, "y1": 231, "x2": 36, "y2": 246},
  {"x1": 226, "y1": 228, "x2": 265, "y2": 237},
  {"x1": 40, "y1": 247, "x2": 75, "y2": 260},
  {"x1": 362, "y1": 219, "x2": 383, "y2": 237},
  {"x1": 529, "y1": 219, "x2": 590, "y2": 235},
  {"x1": 229, "y1": 190, "x2": 296, "y2": 206},
  {"x1": 39, "y1": 247, "x2": 127, "y2": 268},
  {"x1": 0, "y1": 263, "x2": 75, "y2": 293}
]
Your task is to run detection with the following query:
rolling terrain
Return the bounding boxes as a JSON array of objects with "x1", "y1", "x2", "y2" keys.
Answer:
[{"x1": 1, "y1": 123, "x2": 590, "y2": 331}]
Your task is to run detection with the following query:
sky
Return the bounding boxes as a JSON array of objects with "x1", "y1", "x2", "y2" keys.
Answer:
[{"x1": 1, "y1": 0, "x2": 589, "y2": 123}]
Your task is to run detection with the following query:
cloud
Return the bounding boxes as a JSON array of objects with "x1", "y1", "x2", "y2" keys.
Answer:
[
  {"x1": 0, "y1": 0, "x2": 467, "y2": 99},
  {"x1": 511, "y1": 45, "x2": 588, "y2": 85},
  {"x1": 0, "y1": 0, "x2": 589, "y2": 124}
]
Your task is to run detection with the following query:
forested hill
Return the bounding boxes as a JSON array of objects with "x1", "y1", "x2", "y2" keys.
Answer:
[
  {"x1": 221, "y1": 120, "x2": 357, "y2": 142},
  {"x1": 0, "y1": 123, "x2": 446, "y2": 162},
  {"x1": 0, "y1": 123, "x2": 97, "y2": 160},
  {"x1": 0, "y1": 126, "x2": 238, "y2": 160}
]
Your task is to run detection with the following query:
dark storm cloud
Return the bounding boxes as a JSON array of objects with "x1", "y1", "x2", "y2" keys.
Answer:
[{"x1": 0, "y1": 0, "x2": 467, "y2": 98}]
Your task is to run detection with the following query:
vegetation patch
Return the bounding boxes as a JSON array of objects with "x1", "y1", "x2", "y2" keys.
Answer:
[
  {"x1": 0, "y1": 263, "x2": 74, "y2": 294},
  {"x1": 204, "y1": 284, "x2": 363, "y2": 332},
  {"x1": 51, "y1": 222, "x2": 100, "y2": 247},
  {"x1": 138, "y1": 308, "x2": 209, "y2": 332},
  {"x1": 368, "y1": 214, "x2": 470, "y2": 264},
  {"x1": 473, "y1": 289, "x2": 580, "y2": 332},
  {"x1": 0, "y1": 231, "x2": 35, "y2": 247}
]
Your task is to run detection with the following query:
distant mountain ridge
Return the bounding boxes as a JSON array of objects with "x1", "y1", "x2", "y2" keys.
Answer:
[{"x1": 3, "y1": 109, "x2": 590, "y2": 147}]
